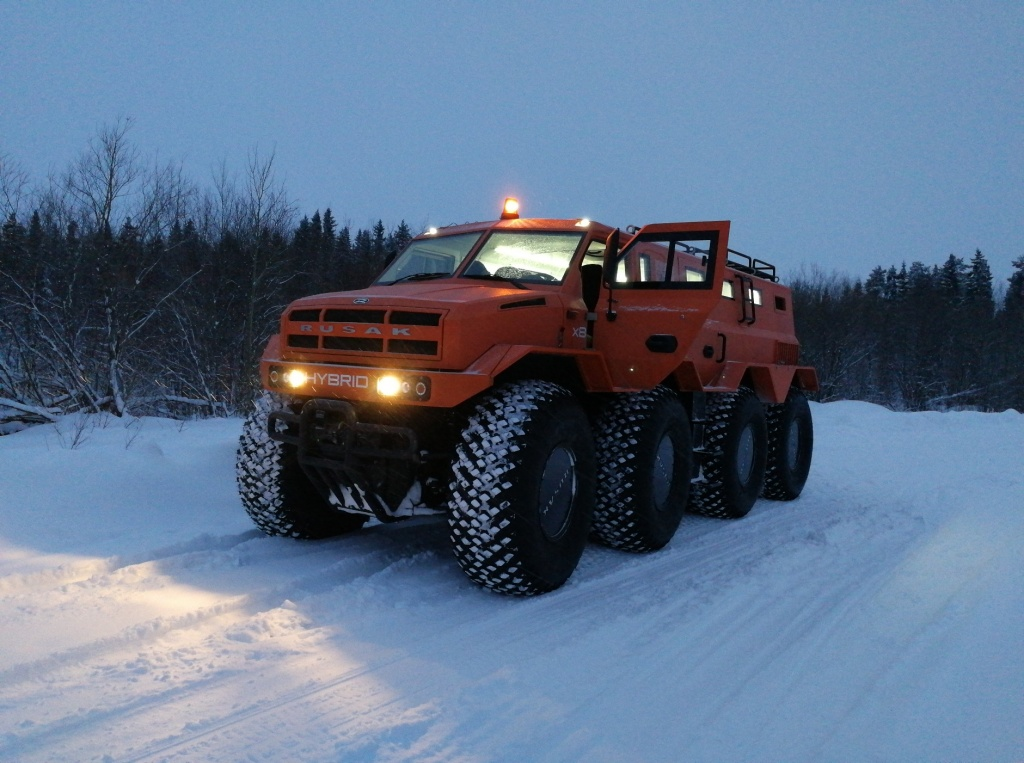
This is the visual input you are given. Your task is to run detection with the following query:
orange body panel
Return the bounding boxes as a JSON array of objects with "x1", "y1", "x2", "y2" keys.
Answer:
[{"x1": 260, "y1": 217, "x2": 816, "y2": 408}]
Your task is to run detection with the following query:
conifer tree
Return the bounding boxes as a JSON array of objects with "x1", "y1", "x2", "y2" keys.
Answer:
[
  {"x1": 389, "y1": 220, "x2": 413, "y2": 253},
  {"x1": 865, "y1": 266, "x2": 886, "y2": 299},
  {"x1": 965, "y1": 249, "x2": 995, "y2": 317},
  {"x1": 1006, "y1": 257, "x2": 1024, "y2": 317},
  {"x1": 336, "y1": 225, "x2": 351, "y2": 259},
  {"x1": 939, "y1": 254, "x2": 966, "y2": 305},
  {"x1": 309, "y1": 210, "x2": 323, "y2": 256},
  {"x1": 372, "y1": 220, "x2": 386, "y2": 260},
  {"x1": 321, "y1": 208, "x2": 337, "y2": 254}
]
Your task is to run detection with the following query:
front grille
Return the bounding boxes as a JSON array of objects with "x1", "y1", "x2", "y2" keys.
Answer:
[
  {"x1": 390, "y1": 311, "x2": 441, "y2": 326},
  {"x1": 285, "y1": 308, "x2": 444, "y2": 358},
  {"x1": 324, "y1": 337, "x2": 384, "y2": 352},
  {"x1": 388, "y1": 340, "x2": 438, "y2": 355},
  {"x1": 324, "y1": 308, "x2": 386, "y2": 323}
]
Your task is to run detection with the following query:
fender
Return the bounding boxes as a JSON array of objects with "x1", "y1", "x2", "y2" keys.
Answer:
[
  {"x1": 473, "y1": 345, "x2": 616, "y2": 392},
  {"x1": 707, "y1": 362, "x2": 797, "y2": 404}
]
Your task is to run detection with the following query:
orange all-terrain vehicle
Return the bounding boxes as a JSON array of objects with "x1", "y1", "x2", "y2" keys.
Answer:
[{"x1": 236, "y1": 200, "x2": 819, "y2": 595}]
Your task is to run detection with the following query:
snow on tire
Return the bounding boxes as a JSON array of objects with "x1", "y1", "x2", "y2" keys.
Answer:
[
  {"x1": 592, "y1": 387, "x2": 693, "y2": 552},
  {"x1": 688, "y1": 387, "x2": 767, "y2": 519},
  {"x1": 447, "y1": 381, "x2": 596, "y2": 595},
  {"x1": 236, "y1": 393, "x2": 367, "y2": 539},
  {"x1": 763, "y1": 388, "x2": 813, "y2": 500}
]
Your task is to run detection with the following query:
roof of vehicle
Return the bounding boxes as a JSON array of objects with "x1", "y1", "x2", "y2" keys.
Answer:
[{"x1": 413, "y1": 217, "x2": 617, "y2": 240}]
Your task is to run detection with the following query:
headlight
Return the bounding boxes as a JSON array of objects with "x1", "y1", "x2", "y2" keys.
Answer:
[
  {"x1": 376, "y1": 373, "x2": 431, "y2": 401},
  {"x1": 268, "y1": 365, "x2": 296, "y2": 389},
  {"x1": 267, "y1": 365, "x2": 429, "y2": 401},
  {"x1": 376, "y1": 374, "x2": 403, "y2": 397},
  {"x1": 268, "y1": 366, "x2": 310, "y2": 390}
]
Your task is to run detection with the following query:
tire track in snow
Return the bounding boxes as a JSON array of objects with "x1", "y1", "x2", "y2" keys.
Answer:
[
  {"x1": 100, "y1": 494, "x2": 921, "y2": 762},
  {"x1": 0, "y1": 528, "x2": 441, "y2": 687},
  {"x1": 3, "y1": 486, "x2": 927, "y2": 762},
  {"x1": 0, "y1": 530, "x2": 263, "y2": 597},
  {"x1": 0, "y1": 550, "x2": 461, "y2": 761},
  {"x1": 0, "y1": 524, "x2": 464, "y2": 760}
]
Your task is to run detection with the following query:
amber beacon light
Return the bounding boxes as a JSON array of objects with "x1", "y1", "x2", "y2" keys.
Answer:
[{"x1": 500, "y1": 197, "x2": 520, "y2": 219}]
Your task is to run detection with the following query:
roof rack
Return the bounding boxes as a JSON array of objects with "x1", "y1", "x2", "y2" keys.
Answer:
[{"x1": 727, "y1": 248, "x2": 777, "y2": 282}]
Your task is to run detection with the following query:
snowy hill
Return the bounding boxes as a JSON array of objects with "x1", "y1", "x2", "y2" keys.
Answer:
[{"x1": 1, "y1": 403, "x2": 1022, "y2": 762}]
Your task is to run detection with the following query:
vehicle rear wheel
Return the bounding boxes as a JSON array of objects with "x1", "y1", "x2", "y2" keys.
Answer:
[
  {"x1": 592, "y1": 387, "x2": 693, "y2": 551},
  {"x1": 763, "y1": 389, "x2": 813, "y2": 500},
  {"x1": 447, "y1": 381, "x2": 596, "y2": 595},
  {"x1": 689, "y1": 387, "x2": 767, "y2": 519},
  {"x1": 236, "y1": 393, "x2": 368, "y2": 538}
]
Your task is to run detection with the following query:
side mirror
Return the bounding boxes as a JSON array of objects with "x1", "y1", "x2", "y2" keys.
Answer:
[
  {"x1": 603, "y1": 228, "x2": 620, "y2": 285},
  {"x1": 580, "y1": 264, "x2": 602, "y2": 313}
]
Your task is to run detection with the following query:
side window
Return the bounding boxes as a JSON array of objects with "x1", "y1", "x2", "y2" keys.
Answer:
[
  {"x1": 614, "y1": 232, "x2": 717, "y2": 289},
  {"x1": 582, "y1": 240, "x2": 606, "y2": 262},
  {"x1": 581, "y1": 238, "x2": 631, "y2": 282},
  {"x1": 722, "y1": 279, "x2": 763, "y2": 305},
  {"x1": 581, "y1": 239, "x2": 629, "y2": 281}
]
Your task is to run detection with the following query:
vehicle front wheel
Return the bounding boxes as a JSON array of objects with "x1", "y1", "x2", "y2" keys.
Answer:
[
  {"x1": 236, "y1": 393, "x2": 368, "y2": 538},
  {"x1": 447, "y1": 381, "x2": 596, "y2": 595}
]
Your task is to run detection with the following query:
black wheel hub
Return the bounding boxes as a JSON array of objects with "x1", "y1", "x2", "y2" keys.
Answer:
[{"x1": 538, "y1": 445, "x2": 577, "y2": 540}]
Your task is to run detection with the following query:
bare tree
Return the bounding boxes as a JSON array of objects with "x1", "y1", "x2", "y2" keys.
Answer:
[
  {"x1": 63, "y1": 118, "x2": 141, "y2": 234},
  {"x1": 0, "y1": 152, "x2": 31, "y2": 219},
  {"x1": 238, "y1": 148, "x2": 295, "y2": 389},
  {"x1": 1, "y1": 121, "x2": 206, "y2": 420},
  {"x1": 133, "y1": 155, "x2": 195, "y2": 241}
]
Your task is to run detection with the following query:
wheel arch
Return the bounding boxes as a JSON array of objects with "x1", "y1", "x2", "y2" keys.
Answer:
[
  {"x1": 493, "y1": 352, "x2": 591, "y2": 396},
  {"x1": 742, "y1": 365, "x2": 818, "y2": 405}
]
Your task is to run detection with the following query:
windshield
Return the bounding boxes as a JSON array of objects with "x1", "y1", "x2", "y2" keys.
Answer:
[
  {"x1": 377, "y1": 229, "x2": 586, "y2": 286},
  {"x1": 377, "y1": 232, "x2": 483, "y2": 284},
  {"x1": 465, "y1": 231, "x2": 584, "y2": 284}
]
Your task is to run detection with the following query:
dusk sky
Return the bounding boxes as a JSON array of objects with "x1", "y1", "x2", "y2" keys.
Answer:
[{"x1": 2, "y1": 2, "x2": 1021, "y2": 282}]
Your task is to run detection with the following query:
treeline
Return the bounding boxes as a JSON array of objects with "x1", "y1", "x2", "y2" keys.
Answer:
[
  {"x1": 3, "y1": 122, "x2": 1022, "y2": 429},
  {"x1": 0, "y1": 121, "x2": 411, "y2": 428},
  {"x1": 792, "y1": 253, "x2": 1024, "y2": 411}
]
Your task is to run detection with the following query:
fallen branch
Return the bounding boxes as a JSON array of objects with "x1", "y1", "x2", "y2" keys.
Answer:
[{"x1": 0, "y1": 397, "x2": 61, "y2": 423}]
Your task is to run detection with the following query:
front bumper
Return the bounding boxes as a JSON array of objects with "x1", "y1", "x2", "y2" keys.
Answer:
[
  {"x1": 268, "y1": 398, "x2": 420, "y2": 522},
  {"x1": 261, "y1": 359, "x2": 492, "y2": 408}
]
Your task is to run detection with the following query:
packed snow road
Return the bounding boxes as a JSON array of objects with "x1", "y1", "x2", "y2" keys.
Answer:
[{"x1": 0, "y1": 402, "x2": 1021, "y2": 762}]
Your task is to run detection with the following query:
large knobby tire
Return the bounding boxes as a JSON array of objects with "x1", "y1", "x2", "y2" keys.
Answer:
[
  {"x1": 763, "y1": 389, "x2": 814, "y2": 500},
  {"x1": 236, "y1": 393, "x2": 368, "y2": 539},
  {"x1": 447, "y1": 381, "x2": 596, "y2": 596},
  {"x1": 592, "y1": 387, "x2": 693, "y2": 552},
  {"x1": 689, "y1": 387, "x2": 768, "y2": 519}
]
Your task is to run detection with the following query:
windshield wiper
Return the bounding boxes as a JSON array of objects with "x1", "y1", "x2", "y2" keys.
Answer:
[
  {"x1": 461, "y1": 272, "x2": 528, "y2": 290},
  {"x1": 381, "y1": 272, "x2": 451, "y2": 285}
]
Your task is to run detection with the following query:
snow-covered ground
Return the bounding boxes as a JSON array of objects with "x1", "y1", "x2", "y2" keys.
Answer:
[{"x1": 0, "y1": 402, "x2": 1021, "y2": 762}]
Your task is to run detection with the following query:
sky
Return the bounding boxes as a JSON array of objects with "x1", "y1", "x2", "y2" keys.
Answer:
[{"x1": 1, "y1": 1, "x2": 1021, "y2": 283}]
